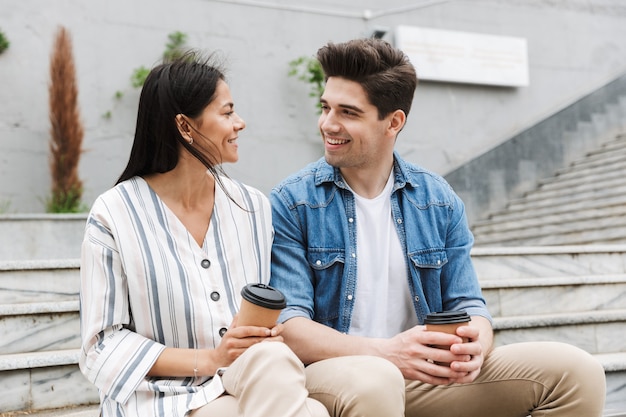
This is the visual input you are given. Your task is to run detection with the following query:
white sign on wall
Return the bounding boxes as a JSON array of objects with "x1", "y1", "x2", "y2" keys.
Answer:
[{"x1": 395, "y1": 25, "x2": 529, "y2": 87}]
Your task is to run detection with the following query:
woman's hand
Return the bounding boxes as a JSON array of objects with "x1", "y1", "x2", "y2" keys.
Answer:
[{"x1": 211, "y1": 315, "x2": 284, "y2": 368}]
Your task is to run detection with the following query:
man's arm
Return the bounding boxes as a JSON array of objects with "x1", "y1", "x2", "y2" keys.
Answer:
[
  {"x1": 282, "y1": 315, "x2": 491, "y2": 385},
  {"x1": 281, "y1": 317, "x2": 380, "y2": 364}
]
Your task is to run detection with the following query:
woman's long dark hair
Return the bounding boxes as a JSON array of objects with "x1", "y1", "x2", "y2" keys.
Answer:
[{"x1": 116, "y1": 50, "x2": 229, "y2": 185}]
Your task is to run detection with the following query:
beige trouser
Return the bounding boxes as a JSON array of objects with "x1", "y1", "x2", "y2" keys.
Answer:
[
  {"x1": 304, "y1": 342, "x2": 607, "y2": 417},
  {"x1": 191, "y1": 342, "x2": 329, "y2": 417}
]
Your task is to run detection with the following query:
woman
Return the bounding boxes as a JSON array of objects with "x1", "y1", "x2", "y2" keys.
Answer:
[{"x1": 79, "y1": 51, "x2": 329, "y2": 417}]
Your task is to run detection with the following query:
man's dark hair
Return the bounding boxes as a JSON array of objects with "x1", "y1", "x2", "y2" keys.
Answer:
[
  {"x1": 116, "y1": 50, "x2": 227, "y2": 185},
  {"x1": 316, "y1": 38, "x2": 418, "y2": 120}
]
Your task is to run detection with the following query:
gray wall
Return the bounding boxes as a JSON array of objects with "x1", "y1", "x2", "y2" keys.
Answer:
[{"x1": 1, "y1": 0, "x2": 626, "y2": 212}]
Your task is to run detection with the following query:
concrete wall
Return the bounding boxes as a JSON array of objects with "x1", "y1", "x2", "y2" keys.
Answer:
[{"x1": 1, "y1": 0, "x2": 626, "y2": 212}]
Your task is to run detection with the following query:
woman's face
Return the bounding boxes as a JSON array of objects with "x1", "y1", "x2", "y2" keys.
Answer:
[{"x1": 190, "y1": 80, "x2": 245, "y2": 164}]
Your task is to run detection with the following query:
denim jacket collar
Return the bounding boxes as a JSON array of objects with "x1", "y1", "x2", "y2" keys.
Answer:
[{"x1": 316, "y1": 150, "x2": 411, "y2": 191}]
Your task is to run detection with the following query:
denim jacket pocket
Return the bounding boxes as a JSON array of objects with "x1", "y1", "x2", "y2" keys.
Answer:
[
  {"x1": 307, "y1": 250, "x2": 345, "y2": 270},
  {"x1": 408, "y1": 249, "x2": 448, "y2": 269},
  {"x1": 408, "y1": 250, "x2": 448, "y2": 314},
  {"x1": 307, "y1": 249, "x2": 345, "y2": 324}
]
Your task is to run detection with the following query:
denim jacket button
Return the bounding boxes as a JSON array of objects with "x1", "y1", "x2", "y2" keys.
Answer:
[
  {"x1": 347, "y1": 294, "x2": 353, "y2": 300},
  {"x1": 316, "y1": 260, "x2": 322, "y2": 265},
  {"x1": 348, "y1": 218, "x2": 354, "y2": 223},
  {"x1": 396, "y1": 218, "x2": 402, "y2": 224},
  {"x1": 351, "y1": 253, "x2": 356, "y2": 258}
]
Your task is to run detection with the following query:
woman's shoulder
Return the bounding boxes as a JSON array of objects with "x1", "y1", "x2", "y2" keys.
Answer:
[
  {"x1": 88, "y1": 177, "x2": 147, "y2": 217},
  {"x1": 218, "y1": 176, "x2": 270, "y2": 210},
  {"x1": 219, "y1": 176, "x2": 266, "y2": 197}
]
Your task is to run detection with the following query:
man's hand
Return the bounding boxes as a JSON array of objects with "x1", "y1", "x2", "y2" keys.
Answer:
[{"x1": 380, "y1": 323, "x2": 485, "y2": 385}]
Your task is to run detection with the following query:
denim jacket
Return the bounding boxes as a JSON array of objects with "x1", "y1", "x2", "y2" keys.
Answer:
[{"x1": 269, "y1": 152, "x2": 492, "y2": 334}]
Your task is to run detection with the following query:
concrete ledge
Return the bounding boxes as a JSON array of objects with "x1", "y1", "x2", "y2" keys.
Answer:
[
  {"x1": 0, "y1": 214, "x2": 88, "y2": 221},
  {"x1": 0, "y1": 259, "x2": 80, "y2": 271},
  {"x1": 0, "y1": 300, "x2": 78, "y2": 316},
  {"x1": 493, "y1": 309, "x2": 626, "y2": 330},
  {"x1": 480, "y1": 273, "x2": 626, "y2": 288},
  {"x1": 0, "y1": 349, "x2": 79, "y2": 371},
  {"x1": 597, "y1": 352, "x2": 626, "y2": 372},
  {"x1": 471, "y1": 244, "x2": 626, "y2": 256}
]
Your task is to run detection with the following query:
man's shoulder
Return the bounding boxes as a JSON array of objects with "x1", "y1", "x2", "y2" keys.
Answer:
[
  {"x1": 272, "y1": 157, "x2": 331, "y2": 191},
  {"x1": 395, "y1": 155, "x2": 454, "y2": 193}
]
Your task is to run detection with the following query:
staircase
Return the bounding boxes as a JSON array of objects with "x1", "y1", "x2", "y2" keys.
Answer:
[
  {"x1": 0, "y1": 215, "x2": 99, "y2": 415},
  {"x1": 472, "y1": 132, "x2": 626, "y2": 247},
  {"x1": 0, "y1": 217, "x2": 625, "y2": 415},
  {"x1": 472, "y1": 245, "x2": 626, "y2": 412}
]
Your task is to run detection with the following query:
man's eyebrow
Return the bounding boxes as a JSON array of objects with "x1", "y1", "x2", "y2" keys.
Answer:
[{"x1": 320, "y1": 98, "x2": 365, "y2": 114}]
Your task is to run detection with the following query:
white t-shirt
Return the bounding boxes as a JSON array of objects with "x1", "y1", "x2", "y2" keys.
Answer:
[{"x1": 348, "y1": 173, "x2": 419, "y2": 338}]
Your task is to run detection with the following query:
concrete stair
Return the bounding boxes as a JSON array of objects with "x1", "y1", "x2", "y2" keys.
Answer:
[
  {"x1": 0, "y1": 258, "x2": 99, "y2": 414},
  {"x1": 473, "y1": 245, "x2": 626, "y2": 412},
  {"x1": 1, "y1": 222, "x2": 626, "y2": 415},
  {"x1": 472, "y1": 132, "x2": 626, "y2": 246}
]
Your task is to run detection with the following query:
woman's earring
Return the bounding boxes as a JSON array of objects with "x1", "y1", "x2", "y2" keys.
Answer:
[{"x1": 188, "y1": 136, "x2": 193, "y2": 145}]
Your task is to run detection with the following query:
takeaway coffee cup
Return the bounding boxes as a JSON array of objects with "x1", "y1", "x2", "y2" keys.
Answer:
[
  {"x1": 424, "y1": 310, "x2": 471, "y2": 364},
  {"x1": 238, "y1": 283, "x2": 286, "y2": 328}
]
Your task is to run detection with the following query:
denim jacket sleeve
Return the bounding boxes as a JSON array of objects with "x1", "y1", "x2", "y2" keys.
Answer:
[
  {"x1": 398, "y1": 160, "x2": 492, "y2": 324},
  {"x1": 269, "y1": 183, "x2": 318, "y2": 323}
]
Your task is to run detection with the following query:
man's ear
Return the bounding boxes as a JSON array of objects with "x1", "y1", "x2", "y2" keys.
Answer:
[
  {"x1": 387, "y1": 110, "x2": 407, "y2": 136},
  {"x1": 175, "y1": 114, "x2": 193, "y2": 140}
]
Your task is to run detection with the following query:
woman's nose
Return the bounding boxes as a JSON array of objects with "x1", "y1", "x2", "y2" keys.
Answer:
[{"x1": 234, "y1": 113, "x2": 246, "y2": 130}]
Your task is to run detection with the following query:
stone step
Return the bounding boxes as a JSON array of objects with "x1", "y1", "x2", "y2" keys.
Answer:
[
  {"x1": 493, "y1": 309, "x2": 626, "y2": 354},
  {"x1": 547, "y1": 137, "x2": 626, "y2": 177},
  {"x1": 0, "y1": 350, "x2": 98, "y2": 413},
  {"x1": 472, "y1": 204, "x2": 626, "y2": 235},
  {"x1": 511, "y1": 168, "x2": 626, "y2": 203},
  {"x1": 0, "y1": 405, "x2": 100, "y2": 417},
  {"x1": 478, "y1": 191, "x2": 626, "y2": 225},
  {"x1": 475, "y1": 222, "x2": 626, "y2": 246},
  {"x1": 544, "y1": 151, "x2": 626, "y2": 186},
  {"x1": 506, "y1": 180, "x2": 626, "y2": 213},
  {"x1": 494, "y1": 313, "x2": 626, "y2": 411},
  {"x1": 0, "y1": 259, "x2": 79, "y2": 304},
  {"x1": 0, "y1": 301, "x2": 80, "y2": 355},
  {"x1": 473, "y1": 213, "x2": 626, "y2": 246},
  {"x1": 471, "y1": 245, "x2": 626, "y2": 279},
  {"x1": 481, "y1": 274, "x2": 626, "y2": 317},
  {"x1": 599, "y1": 352, "x2": 626, "y2": 412},
  {"x1": 0, "y1": 214, "x2": 86, "y2": 261}
]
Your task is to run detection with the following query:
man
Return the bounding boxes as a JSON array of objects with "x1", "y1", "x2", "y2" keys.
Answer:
[{"x1": 269, "y1": 38, "x2": 606, "y2": 417}]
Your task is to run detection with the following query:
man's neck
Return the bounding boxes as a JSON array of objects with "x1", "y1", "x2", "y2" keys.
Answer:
[{"x1": 340, "y1": 159, "x2": 394, "y2": 199}]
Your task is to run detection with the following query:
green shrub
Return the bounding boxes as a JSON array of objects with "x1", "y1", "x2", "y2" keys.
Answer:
[{"x1": 0, "y1": 29, "x2": 9, "y2": 54}]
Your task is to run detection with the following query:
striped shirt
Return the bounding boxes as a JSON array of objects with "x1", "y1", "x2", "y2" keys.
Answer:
[{"x1": 79, "y1": 175, "x2": 273, "y2": 416}]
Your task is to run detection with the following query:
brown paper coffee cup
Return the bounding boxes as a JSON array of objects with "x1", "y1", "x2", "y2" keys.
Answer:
[
  {"x1": 237, "y1": 283, "x2": 286, "y2": 328},
  {"x1": 424, "y1": 311, "x2": 471, "y2": 365}
]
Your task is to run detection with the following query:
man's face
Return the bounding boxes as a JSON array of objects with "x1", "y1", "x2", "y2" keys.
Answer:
[{"x1": 318, "y1": 77, "x2": 395, "y2": 171}]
